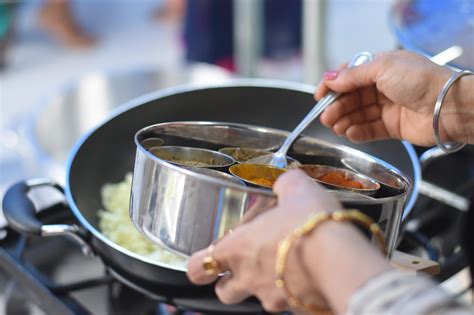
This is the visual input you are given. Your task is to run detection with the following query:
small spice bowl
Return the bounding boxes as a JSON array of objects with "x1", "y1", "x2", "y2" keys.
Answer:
[
  {"x1": 141, "y1": 137, "x2": 165, "y2": 150},
  {"x1": 341, "y1": 157, "x2": 406, "y2": 192},
  {"x1": 219, "y1": 147, "x2": 301, "y2": 167},
  {"x1": 148, "y1": 146, "x2": 235, "y2": 168},
  {"x1": 183, "y1": 167, "x2": 245, "y2": 186},
  {"x1": 229, "y1": 164, "x2": 286, "y2": 189},
  {"x1": 299, "y1": 164, "x2": 380, "y2": 196},
  {"x1": 219, "y1": 147, "x2": 270, "y2": 163}
]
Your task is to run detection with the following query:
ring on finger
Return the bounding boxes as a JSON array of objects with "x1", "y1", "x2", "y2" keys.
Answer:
[{"x1": 202, "y1": 244, "x2": 223, "y2": 276}]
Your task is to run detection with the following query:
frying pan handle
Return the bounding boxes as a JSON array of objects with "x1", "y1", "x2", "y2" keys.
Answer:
[
  {"x1": 2, "y1": 179, "x2": 93, "y2": 256},
  {"x1": 3, "y1": 179, "x2": 59, "y2": 235}
]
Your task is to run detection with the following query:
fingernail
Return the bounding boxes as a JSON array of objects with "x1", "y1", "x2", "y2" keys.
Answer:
[{"x1": 323, "y1": 70, "x2": 338, "y2": 80}]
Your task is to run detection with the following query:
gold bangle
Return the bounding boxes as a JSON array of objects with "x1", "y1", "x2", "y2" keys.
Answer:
[{"x1": 275, "y1": 210, "x2": 387, "y2": 315}]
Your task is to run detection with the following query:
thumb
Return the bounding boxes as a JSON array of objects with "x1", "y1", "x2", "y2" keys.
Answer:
[
  {"x1": 273, "y1": 169, "x2": 342, "y2": 211},
  {"x1": 323, "y1": 60, "x2": 380, "y2": 93},
  {"x1": 273, "y1": 170, "x2": 326, "y2": 202}
]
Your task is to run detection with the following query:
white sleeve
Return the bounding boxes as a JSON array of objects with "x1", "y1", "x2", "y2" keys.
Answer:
[{"x1": 346, "y1": 270, "x2": 473, "y2": 315}]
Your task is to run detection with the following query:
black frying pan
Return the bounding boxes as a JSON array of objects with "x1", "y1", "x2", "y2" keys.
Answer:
[{"x1": 2, "y1": 81, "x2": 420, "y2": 300}]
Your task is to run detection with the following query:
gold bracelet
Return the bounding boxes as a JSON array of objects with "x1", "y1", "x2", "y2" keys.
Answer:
[{"x1": 275, "y1": 210, "x2": 388, "y2": 315}]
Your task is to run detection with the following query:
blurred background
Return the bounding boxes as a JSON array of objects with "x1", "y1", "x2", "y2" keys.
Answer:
[
  {"x1": 0, "y1": 0, "x2": 473, "y2": 313},
  {"x1": 1, "y1": 0, "x2": 472, "y2": 201}
]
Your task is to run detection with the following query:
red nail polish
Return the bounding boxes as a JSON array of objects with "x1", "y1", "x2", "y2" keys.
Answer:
[{"x1": 323, "y1": 70, "x2": 338, "y2": 80}]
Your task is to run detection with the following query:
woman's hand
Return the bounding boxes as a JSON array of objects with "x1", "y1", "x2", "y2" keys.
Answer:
[
  {"x1": 315, "y1": 50, "x2": 472, "y2": 146},
  {"x1": 187, "y1": 170, "x2": 391, "y2": 314},
  {"x1": 186, "y1": 170, "x2": 342, "y2": 312}
]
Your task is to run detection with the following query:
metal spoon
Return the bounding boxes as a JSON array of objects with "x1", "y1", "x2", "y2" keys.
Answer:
[{"x1": 246, "y1": 51, "x2": 374, "y2": 168}]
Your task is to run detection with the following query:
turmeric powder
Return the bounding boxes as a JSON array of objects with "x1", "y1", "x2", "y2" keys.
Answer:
[{"x1": 251, "y1": 177, "x2": 275, "y2": 187}]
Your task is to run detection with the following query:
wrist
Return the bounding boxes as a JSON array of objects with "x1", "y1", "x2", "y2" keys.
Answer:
[
  {"x1": 439, "y1": 74, "x2": 474, "y2": 144},
  {"x1": 282, "y1": 221, "x2": 360, "y2": 308},
  {"x1": 282, "y1": 220, "x2": 343, "y2": 306},
  {"x1": 299, "y1": 220, "x2": 391, "y2": 314}
]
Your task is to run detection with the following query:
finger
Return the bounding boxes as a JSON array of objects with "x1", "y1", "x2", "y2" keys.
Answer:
[
  {"x1": 314, "y1": 62, "x2": 349, "y2": 101},
  {"x1": 345, "y1": 120, "x2": 391, "y2": 143},
  {"x1": 240, "y1": 194, "x2": 277, "y2": 224},
  {"x1": 187, "y1": 232, "x2": 236, "y2": 285},
  {"x1": 256, "y1": 289, "x2": 289, "y2": 313},
  {"x1": 187, "y1": 248, "x2": 221, "y2": 285},
  {"x1": 323, "y1": 60, "x2": 380, "y2": 93},
  {"x1": 332, "y1": 104, "x2": 382, "y2": 136},
  {"x1": 320, "y1": 92, "x2": 361, "y2": 127},
  {"x1": 187, "y1": 223, "x2": 251, "y2": 285},
  {"x1": 260, "y1": 296, "x2": 288, "y2": 313},
  {"x1": 215, "y1": 274, "x2": 251, "y2": 304},
  {"x1": 274, "y1": 169, "x2": 310, "y2": 195},
  {"x1": 315, "y1": 82, "x2": 330, "y2": 101},
  {"x1": 274, "y1": 170, "x2": 325, "y2": 202},
  {"x1": 320, "y1": 85, "x2": 379, "y2": 128}
]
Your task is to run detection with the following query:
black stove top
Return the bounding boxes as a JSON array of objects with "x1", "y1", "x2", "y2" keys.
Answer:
[
  {"x1": 0, "y1": 206, "x2": 265, "y2": 315},
  {"x1": 399, "y1": 147, "x2": 473, "y2": 283},
  {"x1": 1, "y1": 147, "x2": 472, "y2": 315}
]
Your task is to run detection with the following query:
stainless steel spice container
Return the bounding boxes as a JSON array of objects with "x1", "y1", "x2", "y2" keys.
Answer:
[{"x1": 131, "y1": 122, "x2": 411, "y2": 257}]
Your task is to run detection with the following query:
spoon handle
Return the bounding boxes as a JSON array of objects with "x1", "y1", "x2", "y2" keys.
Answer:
[{"x1": 276, "y1": 51, "x2": 374, "y2": 157}]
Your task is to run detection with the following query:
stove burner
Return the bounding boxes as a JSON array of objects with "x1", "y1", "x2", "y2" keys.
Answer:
[
  {"x1": 108, "y1": 268, "x2": 262, "y2": 314},
  {"x1": 0, "y1": 206, "x2": 266, "y2": 315},
  {"x1": 1, "y1": 147, "x2": 472, "y2": 314}
]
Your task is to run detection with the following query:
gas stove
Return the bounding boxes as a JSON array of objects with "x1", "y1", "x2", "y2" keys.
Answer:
[
  {"x1": 399, "y1": 146, "x2": 473, "y2": 284},
  {"x1": 0, "y1": 146, "x2": 472, "y2": 314},
  {"x1": 0, "y1": 205, "x2": 264, "y2": 315}
]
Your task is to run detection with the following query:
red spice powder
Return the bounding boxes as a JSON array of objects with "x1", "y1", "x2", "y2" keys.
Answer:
[{"x1": 317, "y1": 171, "x2": 364, "y2": 189}]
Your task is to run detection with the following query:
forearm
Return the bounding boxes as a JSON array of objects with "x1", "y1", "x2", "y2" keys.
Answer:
[
  {"x1": 442, "y1": 75, "x2": 474, "y2": 144},
  {"x1": 295, "y1": 221, "x2": 473, "y2": 315},
  {"x1": 298, "y1": 221, "x2": 391, "y2": 315}
]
